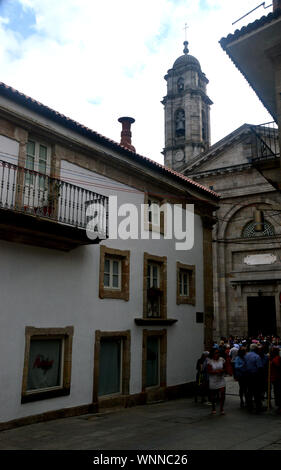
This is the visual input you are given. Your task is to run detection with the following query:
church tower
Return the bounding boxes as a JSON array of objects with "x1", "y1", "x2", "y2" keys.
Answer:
[{"x1": 162, "y1": 41, "x2": 213, "y2": 172}]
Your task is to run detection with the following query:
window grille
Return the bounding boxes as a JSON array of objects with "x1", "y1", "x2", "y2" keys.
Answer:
[{"x1": 242, "y1": 220, "x2": 274, "y2": 238}]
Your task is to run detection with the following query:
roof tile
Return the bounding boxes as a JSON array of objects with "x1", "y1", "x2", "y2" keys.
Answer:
[{"x1": 220, "y1": 9, "x2": 281, "y2": 48}]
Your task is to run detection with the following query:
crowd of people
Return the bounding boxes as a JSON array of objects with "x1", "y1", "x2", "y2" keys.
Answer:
[{"x1": 195, "y1": 335, "x2": 281, "y2": 416}]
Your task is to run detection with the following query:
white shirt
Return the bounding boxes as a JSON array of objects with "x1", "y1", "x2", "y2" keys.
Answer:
[{"x1": 207, "y1": 358, "x2": 226, "y2": 390}]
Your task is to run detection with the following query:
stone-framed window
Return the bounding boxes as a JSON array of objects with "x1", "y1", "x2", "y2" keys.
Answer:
[
  {"x1": 143, "y1": 253, "x2": 167, "y2": 319},
  {"x1": 104, "y1": 257, "x2": 122, "y2": 290},
  {"x1": 177, "y1": 77, "x2": 184, "y2": 92},
  {"x1": 142, "y1": 329, "x2": 167, "y2": 391},
  {"x1": 175, "y1": 109, "x2": 185, "y2": 138},
  {"x1": 18, "y1": 138, "x2": 53, "y2": 211},
  {"x1": 93, "y1": 330, "x2": 131, "y2": 402},
  {"x1": 176, "y1": 262, "x2": 196, "y2": 305},
  {"x1": 21, "y1": 326, "x2": 74, "y2": 403},
  {"x1": 25, "y1": 139, "x2": 51, "y2": 187},
  {"x1": 143, "y1": 193, "x2": 165, "y2": 235},
  {"x1": 201, "y1": 109, "x2": 207, "y2": 142},
  {"x1": 99, "y1": 245, "x2": 130, "y2": 301}
]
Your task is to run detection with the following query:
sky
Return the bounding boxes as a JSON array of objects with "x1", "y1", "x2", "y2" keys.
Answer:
[{"x1": 0, "y1": 0, "x2": 274, "y2": 164}]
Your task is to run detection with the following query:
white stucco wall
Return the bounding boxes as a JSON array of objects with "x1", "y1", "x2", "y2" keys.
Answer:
[
  {"x1": 0, "y1": 160, "x2": 205, "y2": 423},
  {"x1": 0, "y1": 134, "x2": 19, "y2": 164}
]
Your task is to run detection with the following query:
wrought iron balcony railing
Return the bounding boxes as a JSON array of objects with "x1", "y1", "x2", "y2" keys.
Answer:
[
  {"x1": 250, "y1": 121, "x2": 280, "y2": 162},
  {"x1": 0, "y1": 159, "x2": 108, "y2": 240}
]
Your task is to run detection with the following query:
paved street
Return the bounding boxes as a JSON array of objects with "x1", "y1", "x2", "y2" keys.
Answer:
[{"x1": 0, "y1": 377, "x2": 281, "y2": 451}]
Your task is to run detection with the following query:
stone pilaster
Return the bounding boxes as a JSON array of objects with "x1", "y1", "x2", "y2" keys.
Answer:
[{"x1": 202, "y1": 215, "x2": 215, "y2": 349}]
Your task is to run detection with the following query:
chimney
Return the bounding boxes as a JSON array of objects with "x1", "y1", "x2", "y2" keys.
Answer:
[
  {"x1": 118, "y1": 117, "x2": 136, "y2": 152},
  {"x1": 273, "y1": 0, "x2": 281, "y2": 11}
]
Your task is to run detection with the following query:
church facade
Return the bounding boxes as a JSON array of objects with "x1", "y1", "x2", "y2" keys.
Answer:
[{"x1": 163, "y1": 42, "x2": 281, "y2": 340}]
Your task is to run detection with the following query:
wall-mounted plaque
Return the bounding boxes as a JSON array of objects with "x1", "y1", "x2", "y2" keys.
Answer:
[{"x1": 244, "y1": 254, "x2": 277, "y2": 266}]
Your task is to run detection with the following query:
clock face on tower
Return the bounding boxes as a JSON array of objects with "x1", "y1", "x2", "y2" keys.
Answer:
[{"x1": 175, "y1": 150, "x2": 184, "y2": 162}]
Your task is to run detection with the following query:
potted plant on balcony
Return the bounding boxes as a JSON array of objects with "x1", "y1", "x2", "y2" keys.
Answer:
[
  {"x1": 147, "y1": 287, "x2": 162, "y2": 318},
  {"x1": 147, "y1": 287, "x2": 162, "y2": 298},
  {"x1": 40, "y1": 181, "x2": 61, "y2": 217}
]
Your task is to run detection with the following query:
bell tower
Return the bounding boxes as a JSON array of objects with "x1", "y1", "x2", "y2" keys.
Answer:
[{"x1": 162, "y1": 41, "x2": 213, "y2": 172}]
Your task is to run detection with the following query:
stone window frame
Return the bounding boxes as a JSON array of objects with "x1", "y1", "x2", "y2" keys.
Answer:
[
  {"x1": 176, "y1": 262, "x2": 196, "y2": 305},
  {"x1": 201, "y1": 109, "x2": 207, "y2": 142},
  {"x1": 143, "y1": 252, "x2": 167, "y2": 319},
  {"x1": 143, "y1": 193, "x2": 166, "y2": 235},
  {"x1": 177, "y1": 77, "x2": 184, "y2": 92},
  {"x1": 21, "y1": 326, "x2": 74, "y2": 404},
  {"x1": 16, "y1": 135, "x2": 54, "y2": 209},
  {"x1": 25, "y1": 139, "x2": 52, "y2": 184},
  {"x1": 175, "y1": 108, "x2": 185, "y2": 138},
  {"x1": 142, "y1": 329, "x2": 167, "y2": 392},
  {"x1": 104, "y1": 257, "x2": 122, "y2": 290},
  {"x1": 99, "y1": 245, "x2": 130, "y2": 301},
  {"x1": 93, "y1": 330, "x2": 131, "y2": 403}
]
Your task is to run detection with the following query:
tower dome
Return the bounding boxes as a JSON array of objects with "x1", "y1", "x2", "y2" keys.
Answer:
[{"x1": 172, "y1": 41, "x2": 201, "y2": 70}]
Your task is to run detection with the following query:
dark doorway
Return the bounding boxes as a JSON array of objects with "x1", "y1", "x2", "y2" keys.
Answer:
[{"x1": 247, "y1": 296, "x2": 277, "y2": 337}]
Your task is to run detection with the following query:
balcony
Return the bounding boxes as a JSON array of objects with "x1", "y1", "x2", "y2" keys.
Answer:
[
  {"x1": 251, "y1": 122, "x2": 279, "y2": 161},
  {"x1": 0, "y1": 160, "x2": 108, "y2": 250},
  {"x1": 250, "y1": 122, "x2": 280, "y2": 190},
  {"x1": 134, "y1": 287, "x2": 178, "y2": 326}
]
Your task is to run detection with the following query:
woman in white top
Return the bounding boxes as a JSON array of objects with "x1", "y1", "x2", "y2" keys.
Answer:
[{"x1": 207, "y1": 348, "x2": 226, "y2": 415}]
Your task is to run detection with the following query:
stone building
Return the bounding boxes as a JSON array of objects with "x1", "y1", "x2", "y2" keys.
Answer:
[
  {"x1": 162, "y1": 8, "x2": 281, "y2": 340},
  {"x1": 214, "y1": 0, "x2": 281, "y2": 339},
  {"x1": 183, "y1": 123, "x2": 281, "y2": 340}
]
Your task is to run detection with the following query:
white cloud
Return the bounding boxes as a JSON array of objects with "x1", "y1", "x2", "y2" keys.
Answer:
[{"x1": 0, "y1": 0, "x2": 273, "y2": 163}]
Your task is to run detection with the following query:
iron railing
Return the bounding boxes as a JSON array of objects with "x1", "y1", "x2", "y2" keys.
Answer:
[
  {"x1": 0, "y1": 160, "x2": 108, "y2": 239},
  {"x1": 250, "y1": 121, "x2": 280, "y2": 161}
]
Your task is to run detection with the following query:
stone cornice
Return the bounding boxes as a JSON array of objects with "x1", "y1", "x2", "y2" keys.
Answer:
[
  {"x1": 211, "y1": 185, "x2": 274, "y2": 199},
  {"x1": 190, "y1": 162, "x2": 252, "y2": 178},
  {"x1": 230, "y1": 278, "x2": 281, "y2": 286},
  {"x1": 162, "y1": 88, "x2": 213, "y2": 106},
  {"x1": 163, "y1": 141, "x2": 207, "y2": 154},
  {"x1": 165, "y1": 67, "x2": 209, "y2": 83}
]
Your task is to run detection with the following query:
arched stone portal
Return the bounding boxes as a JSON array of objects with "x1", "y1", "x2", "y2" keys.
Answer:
[{"x1": 215, "y1": 200, "x2": 281, "y2": 338}]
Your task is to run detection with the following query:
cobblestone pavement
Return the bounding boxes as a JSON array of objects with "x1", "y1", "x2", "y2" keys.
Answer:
[{"x1": 0, "y1": 377, "x2": 281, "y2": 451}]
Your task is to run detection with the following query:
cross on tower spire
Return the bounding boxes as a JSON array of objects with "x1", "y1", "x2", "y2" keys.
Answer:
[{"x1": 184, "y1": 23, "x2": 188, "y2": 41}]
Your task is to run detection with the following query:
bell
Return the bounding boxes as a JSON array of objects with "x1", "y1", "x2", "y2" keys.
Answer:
[{"x1": 254, "y1": 209, "x2": 264, "y2": 232}]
